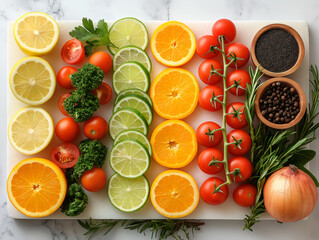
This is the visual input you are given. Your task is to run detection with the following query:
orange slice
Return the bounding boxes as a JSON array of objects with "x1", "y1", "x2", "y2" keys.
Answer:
[
  {"x1": 151, "y1": 120, "x2": 197, "y2": 168},
  {"x1": 150, "y1": 68, "x2": 199, "y2": 120},
  {"x1": 151, "y1": 170, "x2": 199, "y2": 218},
  {"x1": 7, "y1": 158, "x2": 67, "y2": 217},
  {"x1": 151, "y1": 21, "x2": 196, "y2": 67}
]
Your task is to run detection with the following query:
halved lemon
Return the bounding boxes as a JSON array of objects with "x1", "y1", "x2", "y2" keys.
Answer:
[
  {"x1": 150, "y1": 120, "x2": 197, "y2": 168},
  {"x1": 150, "y1": 68, "x2": 199, "y2": 120},
  {"x1": 151, "y1": 21, "x2": 196, "y2": 67},
  {"x1": 7, "y1": 158, "x2": 67, "y2": 217},
  {"x1": 151, "y1": 170, "x2": 199, "y2": 218},
  {"x1": 9, "y1": 57, "x2": 56, "y2": 105},
  {"x1": 8, "y1": 107, "x2": 54, "y2": 155},
  {"x1": 13, "y1": 12, "x2": 59, "y2": 56}
]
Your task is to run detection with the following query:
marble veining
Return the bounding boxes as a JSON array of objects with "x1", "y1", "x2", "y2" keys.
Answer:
[{"x1": 1, "y1": 0, "x2": 319, "y2": 239}]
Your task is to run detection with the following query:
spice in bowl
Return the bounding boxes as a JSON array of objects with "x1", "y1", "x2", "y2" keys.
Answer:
[
  {"x1": 259, "y1": 82, "x2": 299, "y2": 124},
  {"x1": 255, "y1": 29, "x2": 299, "y2": 73},
  {"x1": 250, "y1": 24, "x2": 305, "y2": 77}
]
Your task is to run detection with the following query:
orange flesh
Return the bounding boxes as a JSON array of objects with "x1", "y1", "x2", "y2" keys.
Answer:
[
  {"x1": 154, "y1": 174, "x2": 195, "y2": 213},
  {"x1": 10, "y1": 162, "x2": 62, "y2": 213},
  {"x1": 155, "y1": 25, "x2": 192, "y2": 61}
]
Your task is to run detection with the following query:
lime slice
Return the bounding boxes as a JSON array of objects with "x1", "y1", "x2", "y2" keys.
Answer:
[
  {"x1": 113, "y1": 46, "x2": 151, "y2": 72},
  {"x1": 109, "y1": 108, "x2": 148, "y2": 140},
  {"x1": 110, "y1": 139, "x2": 150, "y2": 178},
  {"x1": 113, "y1": 94, "x2": 153, "y2": 126},
  {"x1": 108, "y1": 173, "x2": 149, "y2": 212},
  {"x1": 115, "y1": 88, "x2": 153, "y2": 108},
  {"x1": 108, "y1": 17, "x2": 149, "y2": 55},
  {"x1": 112, "y1": 61, "x2": 150, "y2": 95},
  {"x1": 114, "y1": 130, "x2": 152, "y2": 156}
]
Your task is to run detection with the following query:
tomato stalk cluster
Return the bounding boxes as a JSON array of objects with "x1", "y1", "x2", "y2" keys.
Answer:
[{"x1": 209, "y1": 36, "x2": 244, "y2": 193}]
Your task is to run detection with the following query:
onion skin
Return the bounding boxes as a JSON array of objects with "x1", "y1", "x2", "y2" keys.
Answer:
[{"x1": 263, "y1": 165, "x2": 318, "y2": 222}]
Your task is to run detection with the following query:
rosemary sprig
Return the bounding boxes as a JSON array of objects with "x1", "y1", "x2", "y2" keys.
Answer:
[
  {"x1": 243, "y1": 65, "x2": 319, "y2": 231},
  {"x1": 79, "y1": 219, "x2": 204, "y2": 240}
]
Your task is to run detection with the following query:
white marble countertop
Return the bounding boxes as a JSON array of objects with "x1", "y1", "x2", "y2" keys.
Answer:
[{"x1": 1, "y1": 0, "x2": 319, "y2": 239}]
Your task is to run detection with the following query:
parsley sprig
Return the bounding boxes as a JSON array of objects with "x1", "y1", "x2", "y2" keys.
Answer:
[{"x1": 70, "y1": 18, "x2": 116, "y2": 56}]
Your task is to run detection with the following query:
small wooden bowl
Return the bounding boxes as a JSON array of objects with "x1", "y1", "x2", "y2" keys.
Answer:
[
  {"x1": 255, "y1": 78, "x2": 306, "y2": 129},
  {"x1": 251, "y1": 24, "x2": 305, "y2": 77}
]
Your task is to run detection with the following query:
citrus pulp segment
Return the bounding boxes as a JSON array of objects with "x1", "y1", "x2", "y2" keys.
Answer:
[
  {"x1": 112, "y1": 61, "x2": 150, "y2": 94},
  {"x1": 114, "y1": 130, "x2": 152, "y2": 156},
  {"x1": 7, "y1": 158, "x2": 67, "y2": 217},
  {"x1": 109, "y1": 108, "x2": 148, "y2": 140},
  {"x1": 13, "y1": 12, "x2": 59, "y2": 56},
  {"x1": 8, "y1": 107, "x2": 54, "y2": 155},
  {"x1": 113, "y1": 94, "x2": 153, "y2": 125},
  {"x1": 150, "y1": 120, "x2": 197, "y2": 168},
  {"x1": 150, "y1": 170, "x2": 199, "y2": 218},
  {"x1": 108, "y1": 173, "x2": 149, "y2": 212},
  {"x1": 113, "y1": 46, "x2": 152, "y2": 72},
  {"x1": 151, "y1": 21, "x2": 196, "y2": 67},
  {"x1": 110, "y1": 139, "x2": 150, "y2": 178},
  {"x1": 108, "y1": 17, "x2": 149, "y2": 55},
  {"x1": 150, "y1": 68, "x2": 199, "y2": 120},
  {"x1": 9, "y1": 57, "x2": 56, "y2": 105}
]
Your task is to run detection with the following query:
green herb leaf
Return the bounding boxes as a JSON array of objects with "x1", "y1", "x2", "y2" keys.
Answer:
[{"x1": 289, "y1": 149, "x2": 316, "y2": 166}]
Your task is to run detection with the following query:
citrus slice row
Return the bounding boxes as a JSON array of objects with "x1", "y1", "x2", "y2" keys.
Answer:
[
  {"x1": 151, "y1": 170, "x2": 199, "y2": 218},
  {"x1": 7, "y1": 158, "x2": 67, "y2": 217}
]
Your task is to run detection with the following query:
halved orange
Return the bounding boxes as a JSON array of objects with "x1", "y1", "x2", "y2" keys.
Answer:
[
  {"x1": 151, "y1": 120, "x2": 197, "y2": 168},
  {"x1": 150, "y1": 68, "x2": 199, "y2": 120},
  {"x1": 151, "y1": 21, "x2": 196, "y2": 67},
  {"x1": 151, "y1": 170, "x2": 199, "y2": 218},
  {"x1": 7, "y1": 158, "x2": 67, "y2": 217}
]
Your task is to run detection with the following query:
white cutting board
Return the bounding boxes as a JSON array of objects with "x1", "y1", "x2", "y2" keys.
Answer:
[{"x1": 7, "y1": 21, "x2": 309, "y2": 219}]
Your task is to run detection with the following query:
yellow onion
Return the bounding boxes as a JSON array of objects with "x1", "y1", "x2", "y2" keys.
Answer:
[{"x1": 263, "y1": 165, "x2": 318, "y2": 222}]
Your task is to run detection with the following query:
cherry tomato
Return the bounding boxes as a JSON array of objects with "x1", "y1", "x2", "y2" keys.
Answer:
[
  {"x1": 198, "y1": 59, "x2": 223, "y2": 85},
  {"x1": 56, "y1": 66, "x2": 77, "y2": 89},
  {"x1": 228, "y1": 156, "x2": 253, "y2": 183},
  {"x1": 89, "y1": 51, "x2": 112, "y2": 74},
  {"x1": 227, "y1": 129, "x2": 251, "y2": 156},
  {"x1": 226, "y1": 69, "x2": 251, "y2": 96},
  {"x1": 225, "y1": 43, "x2": 250, "y2": 68},
  {"x1": 226, "y1": 102, "x2": 247, "y2": 129},
  {"x1": 212, "y1": 19, "x2": 236, "y2": 43},
  {"x1": 55, "y1": 117, "x2": 80, "y2": 142},
  {"x1": 198, "y1": 148, "x2": 224, "y2": 174},
  {"x1": 233, "y1": 183, "x2": 257, "y2": 207},
  {"x1": 200, "y1": 177, "x2": 229, "y2": 205},
  {"x1": 50, "y1": 143, "x2": 80, "y2": 169},
  {"x1": 196, "y1": 35, "x2": 220, "y2": 59},
  {"x1": 81, "y1": 167, "x2": 107, "y2": 192},
  {"x1": 196, "y1": 121, "x2": 223, "y2": 147},
  {"x1": 199, "y1": 86, "x2": 224, "y2": 111},
  {"x1": 61, "y1": 39, "x2": 85, "y2": 65},
  {"x1": 58, "y1": 93, "x2": 71, "y2": 116},
  {"x1": 91, "y1": 82, "x2": 112, "y2": 105},
  {"x1": 83, "y1": 116, "x2": 108, "y2": 140}
]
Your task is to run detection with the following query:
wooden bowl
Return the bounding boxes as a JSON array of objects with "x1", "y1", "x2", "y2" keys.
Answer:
[
  {"x1": 251, "y1": 24, "x2": 305, "y2": 77},
  {"x1": 255, "y1": 78, "x2": 306, "y2": 129}
]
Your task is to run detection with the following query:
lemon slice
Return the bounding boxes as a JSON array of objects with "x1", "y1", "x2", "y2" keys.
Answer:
[
  {"x1": 9, "y1": 57, "x2": 56, "y2": 105},
  {"x1": 13, "y1": 12, "x2": 59, "y2": 56},
  {"x1": 8, "y1": 107, "x2": 54, "y2": 155}
]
